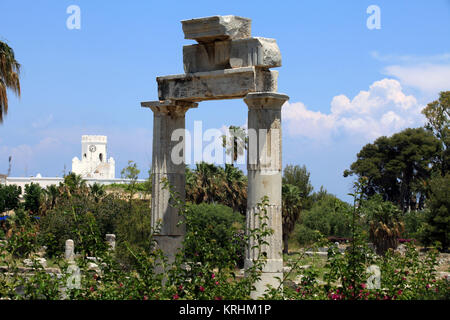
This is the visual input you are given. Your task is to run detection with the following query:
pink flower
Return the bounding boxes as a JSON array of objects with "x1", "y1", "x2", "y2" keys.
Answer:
[
  {"x1": 211, "y1": 273, "x2": 215, "y2": 279},
  {"x1": 402, "y1": 277, "x2": 406, "y2": 281},
  {"x1": 89, "y1": 287, "x2": 94, "y2": 292},
  {"x1": 143, "y1": 295, "x2": 148, "y2": 300},
  {"x1": 360, "y1": 283, "x2": 366, "y2": 289},
  {"x1": 199, "y1": 286, "x2": 205, "y2": 292},
  {"x1": 296, "y1": 287, "x2": 301, "y2": 293},
  {"x1": 173, "y1": 294, "x2": 179, "y2": 300},
  {"x1": 178, "y1": 285, "x2": 183, "y2": 291},
  {"x1": 215, "y1": 281, "x2": 219, "y2": 286},
  {"x1": 426, "y1": 284, "x2": 431, "y2": 289},
  {"x1": 397, "y1": 290, "x2": 403, "y2": 295}
]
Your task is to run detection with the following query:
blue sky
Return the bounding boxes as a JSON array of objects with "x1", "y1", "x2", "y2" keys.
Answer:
[{"x1": 1, "y1": 1, "x2": 449, "y2": 202}]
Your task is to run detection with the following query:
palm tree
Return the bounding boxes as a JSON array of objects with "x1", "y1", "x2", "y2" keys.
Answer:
[
  {"x1": 89, "y1": 183, "x2": 105, "y2": 203},
  {"x1": 365, "y1": 197, "x2": 404, "y2": 255},
  {"x1": 223, "y1": 164, "x2": 247, "y2": 215},
  {"x1": 44, "y1": 184, "x2": 60, "y2": 210},
  {"x1": 222, "y1": 126, "x2": 248, "y2": 165},
  {"x1": 0, "y1": 41, "x2": 21, "y2": 123},
  {"x1": 282, "y1": 183, "x2": 302, "y2": 254}
]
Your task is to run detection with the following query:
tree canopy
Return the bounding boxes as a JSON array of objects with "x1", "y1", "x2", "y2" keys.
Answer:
[{"x1": 344, "y1": 128, "x2": 441, "y2": 212}]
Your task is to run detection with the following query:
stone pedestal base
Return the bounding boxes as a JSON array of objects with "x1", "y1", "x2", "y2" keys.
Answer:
[
  {"x1": 249, "y1": 272, "x2": 283, "y2": 299},
  {"x1": 153, "y1": 235, "x2": 184, "y2": 274}
]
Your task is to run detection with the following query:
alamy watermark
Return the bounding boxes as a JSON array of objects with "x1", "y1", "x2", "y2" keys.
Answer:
[
  {"x1": 168, "y1": 122, "x2": 280, "y2": 172},
  {"x1": 367, "y1": 5, "x2": 381, "y2": 30},
  {"x1": 66, "y1": 5, "x2": 81, "y2": 30}
]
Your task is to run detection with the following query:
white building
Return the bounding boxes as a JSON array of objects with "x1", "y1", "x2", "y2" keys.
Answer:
[
  {"x1": 4, "y1": 135, "x2": 143, "y2": 194},
  {"x1": 72, "y1": 135, "x2": 115, "y2": 179}
]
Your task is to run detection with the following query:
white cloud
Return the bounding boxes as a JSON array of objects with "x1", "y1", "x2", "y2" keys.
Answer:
[
  {"x1": 383, "y1": 64, "x2": 450, "y2": 94},
  {"x1": 371, "y1": 51, "x2": 450, "y2": 64},
  {"x1": 282, "y1": 78, "x2": 425, "y2": 143},
  {"x1": 32, "y1": 114, "x2": 54, "y2": 129}
]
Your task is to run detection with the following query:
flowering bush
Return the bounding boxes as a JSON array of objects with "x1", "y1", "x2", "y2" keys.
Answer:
[{"x1": 0, "y1": 178, "x2": 448, "y2": 300}]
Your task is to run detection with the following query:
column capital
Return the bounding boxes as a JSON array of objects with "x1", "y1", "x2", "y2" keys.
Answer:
[
  {"x1": 244, "y1": 92, "x2": 289, "y2": 110},
  {"x1": 141, "y1": 100, "x2": 198, "y2": 117}
]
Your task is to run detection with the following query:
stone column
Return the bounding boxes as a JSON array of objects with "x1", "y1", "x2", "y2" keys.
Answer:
[
  {"x1": 65, "y1": 239, "x2": 75, "y2": 262},
  {"x1": 142, "y1": 100, "x2": 198, "y2": 264},
  {"x1": 243, "y1": 92, "x2": 289, "y2": 298}
]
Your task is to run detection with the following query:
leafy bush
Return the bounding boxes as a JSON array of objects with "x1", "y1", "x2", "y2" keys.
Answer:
[
  {"x1": 295, "y1": 224, "x2": 322, "y2": 246},
  {"x1": 114, "y1": 200, "x2": 152, "y2": 268},
  {"x1": 184, "y1": 203, "x2": 245, "y2": 269},
  {"x1": 421, "y1": 173, "x2": 450, "y2": 251},
  {"x1": 24, "y1": 183, "x2": 43, "y2": 215},
  {"x1": 295, "y1": 194, "x2": 352, "y2": 247},
  {"x1": 0, "y1": 184, "x2": 21, "y2": 213},
  {"x1": 402, "y1": 209, "x2": 426, "y2": 240},
  {"x1": 38, "y1": 196, "x2": 113, "y2": 257},
  {"x1": 5, "y1": 208, "x2": 40, "y2": 258}
]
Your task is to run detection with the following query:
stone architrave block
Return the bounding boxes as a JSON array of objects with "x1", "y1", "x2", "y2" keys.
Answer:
[
  {"x1": 157, "y1": 67, "x2": 278, "y2": 102},
  {"x1": 183, "y1": 37, "x2": 282, "y2": 73},
  {"x1": 181, "y1": 15, "x2": 251, "y2": 43}
]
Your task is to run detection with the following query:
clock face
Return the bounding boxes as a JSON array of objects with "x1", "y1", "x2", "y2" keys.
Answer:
[{"x1": 89, "y1": 145, "x2": 96, "y2": 153}]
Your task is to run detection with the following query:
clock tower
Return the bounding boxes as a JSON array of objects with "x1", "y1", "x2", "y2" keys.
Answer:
[{"x1": 72, "y1": 135, "x2": 115, "y2": 179}]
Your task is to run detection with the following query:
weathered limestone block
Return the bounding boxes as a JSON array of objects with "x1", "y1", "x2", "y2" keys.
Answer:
[
  {"x1": 105, "y1": 234, "x2": 116, "y2": 251},
  {"x1": 65, "y1": 239, "x2": 75, "y2": 261},
  {"x1": 183, "y1": 37, "x2": 282, "y2": 73},
  {"x1": 157, "y1": 67, "x2": 278, "y2": 102},
  {"x1": 182, "y1": 15, "x2": 251, "y2": 43}
]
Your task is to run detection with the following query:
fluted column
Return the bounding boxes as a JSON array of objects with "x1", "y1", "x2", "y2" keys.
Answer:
[
  {"x1": 142, "y1": 100, "x2": 197, "y2": 263},
  {"x1": 243, "y1": 92, "x2": 289, "y2": 298}
]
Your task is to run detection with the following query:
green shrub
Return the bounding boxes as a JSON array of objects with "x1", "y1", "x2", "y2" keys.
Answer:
[
  {"x1": 403, "y1": 210, "x2": 426, "y2": 240},
  {"x1": 295, "y1": 224, "x2": 323, "y2": 246},
  {"x1": 114, "y1": 200, "x2": 152, "y2": 268},
  {"x1": 38, "y1": 196, "x2": 112, "y2": 257},
  {"x1": 421, "y1": 173, "x2": 450, "y2": 251},
  {"x1": 0, "y1": 184, "x2": 21, "y2": 213},
  {"x1": 184, "y1": 203, "x2": 245, "y2": 269},
  {"x1": 298, "y1": 194, "x2": 352, "y2": 240},
  {"x1": 6, "y1": 208, "x2": 40, "y2": 258},
  {"x1": 24, "y1": 183, "x2": 43, "y2": 215}
]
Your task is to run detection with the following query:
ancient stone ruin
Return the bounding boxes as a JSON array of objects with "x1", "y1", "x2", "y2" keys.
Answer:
[{"x1": 141, "y1": 15, "x2": 289, "y2": 298}]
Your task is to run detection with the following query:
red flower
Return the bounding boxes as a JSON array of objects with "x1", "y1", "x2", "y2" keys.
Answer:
[
  {"x1": 426, "y1": 284, "x2": 431, "y2": 289},
  {"x1": 402, "y1": 277, "x2": 406, "y2": 281},
  {"x1": 199, "y1": 286, "x2": 205, "y2": 292},
  {"x1": 89, "y1": 287, "x2": 94, "y2": 292},
  {"x1": 397, "y1": 290, "x2": 403, "y2": 295},
  {"x1": 119, "y1": 283, "x2": 123, "y2": 288},
  {"x1": 215, "y1": 296, "x2": 222, "y2": 300},
  {"x1": 143, "y1": 295, "x2": 148, "y2": 300},
  {"x1": 296, "y1": 287, "x2": 301, "y2": 293},
  {"x1": 178, "y1": 285, "x2": 183, "y2": 291},
  {"x1": 173, "y1": 294, "x2": 179, "y2": 300}
]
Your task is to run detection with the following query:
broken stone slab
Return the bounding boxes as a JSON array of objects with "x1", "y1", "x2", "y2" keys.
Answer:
[
  {"x1": 141, "y1": 100, "x2": 198, "y2": 116},
  {"x1": 181, "y1": 15, "x2": 251, "y2": 43},
  {"x1": 183, "y1": 37, "x2": 281, "y2": 73},
  {"x1": 157, "y1": 66, "x2": 278, "y2": 102}
]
